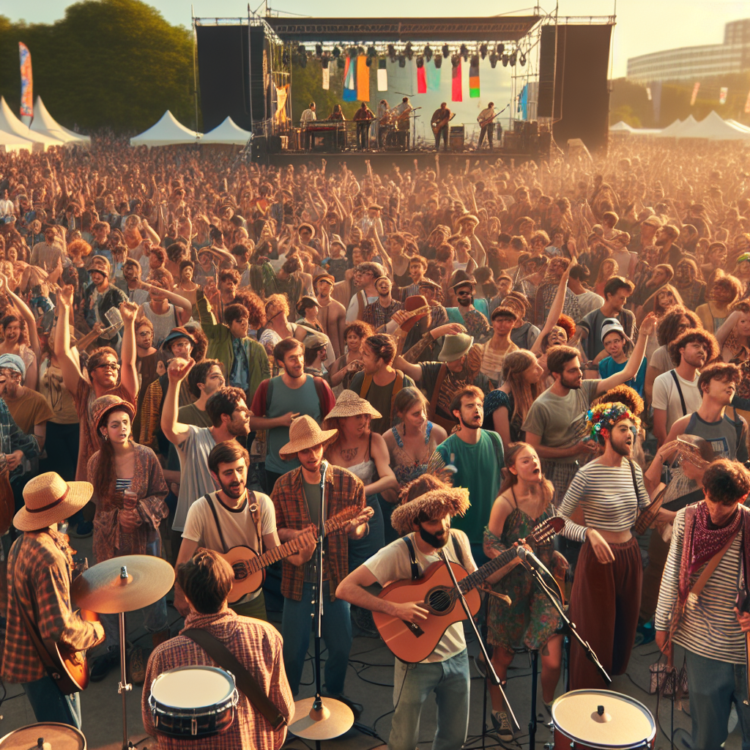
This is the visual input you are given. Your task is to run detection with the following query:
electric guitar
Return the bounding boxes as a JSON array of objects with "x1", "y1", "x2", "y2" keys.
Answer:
[
  {"x1": 373, "y1": 517, "x2": 565, "y2": 663},
  {"x1": 479, "y1": 111, "x2": 501, "y2": 129},
  {"x1": 219, "y1": 506, "x2": 362, "y2": 603},
  {"x1": 432, "y1": 113, "x2": 455, "y2": 136}
]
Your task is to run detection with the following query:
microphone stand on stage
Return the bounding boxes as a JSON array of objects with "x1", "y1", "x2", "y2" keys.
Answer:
[
  {"x1": 438, "y1": 549, "x2": 521, "y2": 735},
  {"x1": 517, "y1": 548, "x2": 611, "y2": 750}
]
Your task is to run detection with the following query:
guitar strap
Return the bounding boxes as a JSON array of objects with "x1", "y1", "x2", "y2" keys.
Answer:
[
  {"x1": 206, "y1": 493, "x2": 228, "y2": 554},
  {"x1": 403, "y1": 533, "x2": 465, "y2": 581},
  {"x1": 207, "y1": 491, "x2": 263, "y2": 556}
]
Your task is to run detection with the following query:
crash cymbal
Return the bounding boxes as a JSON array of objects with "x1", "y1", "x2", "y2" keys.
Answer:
[
  {"x1": 72, "y1": 555, "x2": 175, "y2": 614},
  {"x1": 288, "y1": 696, "x2": 354, "y2": 740}
]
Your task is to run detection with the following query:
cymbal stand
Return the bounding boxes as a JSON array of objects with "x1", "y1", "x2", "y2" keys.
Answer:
[
  {"x1": 117, "y1": 566, "x2": 134, "y2": 750},
  {"x1": 438, "y1": 550, "x2": 520, "y2": 733}
]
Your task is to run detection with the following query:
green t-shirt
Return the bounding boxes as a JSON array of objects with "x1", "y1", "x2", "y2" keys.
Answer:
[
  {"x1": 303, "y1": 479, "x2": 323, "y2": 582},
  {"x1": 434, "y1": 431, "x2": 504, "y2": 545}
]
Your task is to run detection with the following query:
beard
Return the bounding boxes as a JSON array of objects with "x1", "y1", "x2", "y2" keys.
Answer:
[
  {"x1": 611, "y1": 435, "x2": 633, "y2": 457},
  {"x1": 418, "y1": 524, "x2": 449, "y2": 549},
  {"x1": 561, "y1": 373, "x2": 581, "y2": 390},
  {"x1": 457, "y1": 295, "x2": 474, "y2": 308},
  {"x1": 219, "y1": 477, "x2": 245, "y2": 499}
]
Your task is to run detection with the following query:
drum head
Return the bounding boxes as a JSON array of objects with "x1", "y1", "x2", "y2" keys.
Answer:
[
  {"x1": 0, "y1": 722, "x2": 86, "y2": 749},
  {"x1": 151, "y1": 666, "x2": 235, "y2": 709},
  {"x1": 552, "y1": 690, "x2": 655, "y2": 749}
]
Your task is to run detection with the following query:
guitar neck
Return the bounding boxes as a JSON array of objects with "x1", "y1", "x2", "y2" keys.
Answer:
[{"x1": 458, "y1": 547, "x2": 518, "y2": 594}]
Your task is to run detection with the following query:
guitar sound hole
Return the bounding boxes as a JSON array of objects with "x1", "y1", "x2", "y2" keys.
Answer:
[{"x1": 427, "y1": 588, "x2": 453, "y2": 613}]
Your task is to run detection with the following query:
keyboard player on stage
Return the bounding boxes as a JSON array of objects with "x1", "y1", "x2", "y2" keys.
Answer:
[
  {"x1": 327, "y1": 104, "x2": 346, "y2": 150},
  {"x1": 300, "y1": 101, "x2": 317, "y2": 150}
]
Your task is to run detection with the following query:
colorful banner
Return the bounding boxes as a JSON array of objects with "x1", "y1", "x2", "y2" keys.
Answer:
[
  {"x1": 356, "y1": 55, "x2": 369, "y2": 102},
  {"x1": 426, "y1": 60, "x2": 441, "y2": 91},
  {"x1": 745, "y1": 89, "x2": 750, "y2": 114},
  {"x1": 417, "y1": 60, "x2": 427, "y2": 94},
  {"x1": 19, "y1": 43, "x2": 33, "y2": 118},
  {"x1": 343, "y1": 57, "x2": 357, "y2": 102},
  {"x1": 469, "y1": 62, "x2": 480, "y2": 98},
  {"x1": 690, "y1": 82, "x2": 700, "y2": 106},
  {"x1": 519, "y1": 84, "x2": 528, "y2": 119},
  {"x1": 377, "y1": 59, "x2": 388, "y2": 91},
  {"x1": 275, "y1": 84, "x2": 289, "y2": 123},
  {"x1": 451, "y1": 58, "x2": 462, "y2": 102},
  {"x1": 646, "y1": 87, "x2": 652, "y2": 101},
  {"x1": 720, "y1": 86, "x2": 728, "y2": 105}
]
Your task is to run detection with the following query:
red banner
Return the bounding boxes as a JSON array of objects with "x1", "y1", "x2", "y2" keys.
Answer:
[{"x1": 451, "y1": 58, "x2": 462, "y2": 102}]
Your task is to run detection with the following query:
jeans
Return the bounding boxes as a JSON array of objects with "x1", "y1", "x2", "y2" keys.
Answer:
[
  {"x1": 685, "y1": 649, "x2": 750, "y2": 750},
  {"x1": 348, "y1": 494, "x2": 385, "y2": 572},
  {"x1": 389, "y1": 649, "x2": 470, "y2": 750},
  {"x1": 281, "y1": 581, "x2": 352, "y2": 696},
  {"x1": 22, "y1": 675, "x2": 82, "y2": 728}
]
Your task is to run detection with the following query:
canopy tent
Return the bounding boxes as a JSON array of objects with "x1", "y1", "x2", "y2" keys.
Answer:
[
  {"x1": 609, "y1": 121, "x2": 633, "y2": 132},
  {"x1": 656, "y1": 118, "x2": 683, "y2": 137},
  {"x1": 656, "y1": 116, "x2": 699, "y2": 138},
  {"x1": 679, "y1": 111, "x2": 750, "y2": 141},
  {"x1": 0, "y1": 128, "x2": 33, "y2": 154},
  {"x1": 30, "y1": 97, "x2": 90, "y2": 146},
  {"x1": 728, "y1": 119, "x2": 750, "y2": 133},
  {"x1": 200, "y1": 116, "x2": 252, "y2": 145},
  {"x1": 130, "y1": 111, "x2": 201, "y2": 147},
  {"x1": 0, "y1": 97, "x2": 61, "y2": 151}
]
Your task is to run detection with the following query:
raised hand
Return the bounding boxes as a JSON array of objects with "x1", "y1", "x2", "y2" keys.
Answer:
[
  {"x1": 119, "y1": 301, "x2": 139, "y2": 324},
  {"x1": 167, "y1": 357, "x2": 195, "y2": 383}
]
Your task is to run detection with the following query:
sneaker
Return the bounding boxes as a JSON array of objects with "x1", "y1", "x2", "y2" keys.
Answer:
[
  {"x1": 90, "y1": 649, "x2": 119, "y2": 682},
  {"x1": 70, "y1": 520, "x2": 94, "y2": 538},
  {"x1": 491, "y1": 710, "x2": 513, "y2": 742}
]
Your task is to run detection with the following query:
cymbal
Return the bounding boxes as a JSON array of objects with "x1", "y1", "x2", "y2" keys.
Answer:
[
  {"x1": 72, "y1": 555, "x2": 175, "y2": 613},
  {"x1": 288, "y1": 696, "x2": 354, "y2": 740}
]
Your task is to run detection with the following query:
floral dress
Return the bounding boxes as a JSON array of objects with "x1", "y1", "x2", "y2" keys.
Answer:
[{"x1": 484, "y1": 496, "x2": 561, "y2": 651}]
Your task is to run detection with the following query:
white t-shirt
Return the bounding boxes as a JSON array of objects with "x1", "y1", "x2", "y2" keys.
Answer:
[
  {"x1": 652, "y1": 369, "x2": 702, "y2": 433},
  {"x1": 173, "y1": 425, "x2": 218, "y2": 532},
  {"x1": 365, "y1": 530, "x2": 475, "y2": 663},
  {"x1": 183, "y1": 491, "x2": 277, "y2": 602},
  {"x1": 574, "y1": 290, "x2": 605, "y2": 318}
]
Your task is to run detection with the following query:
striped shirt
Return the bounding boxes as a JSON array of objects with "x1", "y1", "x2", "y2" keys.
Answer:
[
  {"x1": 559, "y1": 460, "x2": 650, "y2": 543},
  {"x1": 655, "y1": 507, "x2": 746, "y2": 664}
]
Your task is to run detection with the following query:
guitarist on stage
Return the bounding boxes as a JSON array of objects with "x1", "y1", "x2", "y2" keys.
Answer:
[
  {"x1": 174, "y1": 441, "x2": 306, "y2": 621},
  {"x1": 2, "y1": 472, "x2": 105, "y2": 728},
  {"x1": 431, "y1": 102, "x2": 452, "y2": 151},
  {"x1": 477, "y1": 102, "x2": 496, "y2": 150},
  {"x1": 336, "y1": 476, "x2": 477, "y2": 750}
]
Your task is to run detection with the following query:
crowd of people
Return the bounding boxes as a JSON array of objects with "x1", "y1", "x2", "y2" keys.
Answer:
[{"x1": 0, "y1": 134, "x2": 749, "y2": 750}]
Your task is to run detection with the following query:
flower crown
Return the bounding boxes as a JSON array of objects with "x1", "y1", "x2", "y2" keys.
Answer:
[
  {"x1": 738, "y1": 252, "x2": 750, "y2": 265},
  {"x1": 586, "y1": 402, "x2": 639, "y2": 442}
]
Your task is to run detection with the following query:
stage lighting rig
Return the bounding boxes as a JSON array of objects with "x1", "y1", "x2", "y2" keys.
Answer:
[
  {"x1": 460, "y1": 44, "x2": 469, "y2": 61},
  {"x1": 442, "y1": 44, "x2": 450, "y2": 57},
  {"x1": 398, "y1": 54, "x2": 406, "y2": 67},
  {"x1": 470, "y1": 54, "x2": 479, "y2": 67},
  {"x1": 519, "y1": 51, "x2": 526, "y2": 66},
  {"x1": 489, "y1": 53, "x2": 498, "y2": 68},
  {"x1": 405, "y1": 42, "x2": 413, "y2": 60},
  {"x1": 434, "y1": 54, "x2": 443, "y2": 68},
  {"x1": 509, "y1": 50, "x2": 517, "y2": 66},
  {"x1": 315, "y1": 44, "x2": 322, "y2": 58},
  {"x1": 451, "y1": 54, "x2": 460, "y2": 68},
  {"x1": 496, "y1": 43, "x2": 505, "y2": 56},
  {"x1": 479, "y1": 43, "x2": 487, "y2": 59},
  {"x1": 502, "y1": 53, "x2": 509, "y2": 67},
  {"x1": 388, "y1": 44, "x2": 396, "y2": 61},
  {"x1": 424, "y1": 44, "x2": 432, "y2": 61}
]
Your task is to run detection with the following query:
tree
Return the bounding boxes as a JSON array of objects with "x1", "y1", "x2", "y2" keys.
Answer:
[{"x1": 0, "y1": 0, "x2": 194, "y2": 133}]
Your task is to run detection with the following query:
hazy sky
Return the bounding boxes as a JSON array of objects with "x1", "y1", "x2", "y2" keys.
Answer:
[{"x1": 7, "y1": 0, "x2": 749, "y2": 78}]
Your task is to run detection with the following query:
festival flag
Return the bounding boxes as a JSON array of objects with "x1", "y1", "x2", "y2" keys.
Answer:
[
  {"x1": 416, "y1": 58, "x2": 427, "y2": 94},
  {"x1": 343, "y1": 57, "x2": 357, "y2": 102},
  {"x1": 322, "y1": 58, "x2": 330, "y2": 90},
  {"x1": 451, "y1": 57, "x2": 463, "y2": 102},
  {"x1": 690, "y1": 82, "x2": 700, "y2": 106},
  {"x1": 356, "y1": 55, "x2": 370, "y2": 101},
  {"x1": 275, "y1": 85, "x2": 289, "y2": 123},
  {"x1": 19, "y1": 43, "x2": 33, "y2": 118},
  {"x1": 469, "y1": 61, "x2": 480, "y2": 98},
  {"x1": 426, "y1": 59, "x2": 441, "y2": 91},
  {"x1": 720, "y1": 87, "x2": 728, "y2": 105},
  {"x1": 646, "y1": 87, "x2": 652, "y2": 101},
  {"x1": 745, "y1": 88, "x2": 750, "y2": 114},
  {"x1": 377, "y1": 59, "x2": 388, "y2": 91}
]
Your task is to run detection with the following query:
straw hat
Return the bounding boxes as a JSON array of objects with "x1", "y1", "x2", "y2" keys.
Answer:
[
  {"x1": 313, "y1": 273, "x2": 336, "y2": 288},
  {"x1": 279, "y1": 415, "x2": 338, "y2": 458},
  {"x1": 391, "y1": 487, "x2": 471, "y2": 536},
  {"x1": 92, "y1": 395, "x2": 136, "y2": 434},
  {"x1": 15, "y1": 472, "x2": 93, "y2": 532},
  {"x1": 325, "y1": 390, "x2": 382, "y2": 421}
]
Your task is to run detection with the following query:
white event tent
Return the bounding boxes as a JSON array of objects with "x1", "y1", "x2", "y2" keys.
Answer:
[
  {"x1": 30, "y1": 97, "x2": 90, "y2": 146},
  {"x1": 130, "y1": 111, "x2": 201, "y2": 147},
  {"x1": 0, "y1": 129, "x2": 33, "y2": 154},
  {"x1": 681, "y1": 111, "x2": 750, "y2": 140},
  {"x1": 200, "y1": 116, "x2": 252, "y2": 146},
  {"x1": 0, "y1": 97, "x2": 61, "y2": 151}
]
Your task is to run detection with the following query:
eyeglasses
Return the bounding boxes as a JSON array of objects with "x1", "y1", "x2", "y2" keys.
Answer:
[{"x1": 95, "y1": 362, "x2": 120, "y2": 371}]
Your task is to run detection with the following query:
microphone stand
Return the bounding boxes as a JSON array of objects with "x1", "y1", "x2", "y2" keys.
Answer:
[{"x1": 438, "y1": 549, "x2": 520, "y2": 733}]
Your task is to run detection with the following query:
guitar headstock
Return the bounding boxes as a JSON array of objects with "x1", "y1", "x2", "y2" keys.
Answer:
[{"x1": 529, "y1": 516, "x2": 565, "y2": 545}]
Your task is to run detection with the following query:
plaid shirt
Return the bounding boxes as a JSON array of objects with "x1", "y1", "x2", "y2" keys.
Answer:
[
  {"x1": 142, "y1": 609, "x2": 293, "y2": 750},
  {"x1": 2, "y1": 530, "x2": 104, "y2": 684},
  {"x1": 271, "y1": 466, "x2": 365, "y2": 602},
  {"x1": 0, "y1": 397, "x2": 40, "y2": 479},
  {"x1": 363, "y1": 299, "x2": 403, "y2": 330}
]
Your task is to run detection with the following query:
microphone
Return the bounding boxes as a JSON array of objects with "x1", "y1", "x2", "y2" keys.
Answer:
[{"x1": 517, "y1": 546, "x2": 554, "y2": 578}]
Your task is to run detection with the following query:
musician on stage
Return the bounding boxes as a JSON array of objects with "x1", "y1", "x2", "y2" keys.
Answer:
[
  {"x1": 655, "y1": 459, "x2": 750, "y2": 750},
  {"x1": 393, "y1": 97, "x2": 413, "y2": 149},
  {"x1": 270, "y1": 415, "x2": 373, "y2": 717},
  {"x1": 477, "y1": 102, "x2": 496, "y2": 150},
  {"x1": 336, "y1": 475, "x2": 476, "y2": 750},
  {"x1": 174, "y1": 441, "x2": 304, "y2": 621},
  {"x1": 376, "y1": 99, "x2": 390, "y2": 148},
  {"x1": 354, "y1": 102, "x2": 375, "y2": 151},
  {"x1": 327, "y1": 104, "x2": 346, "y2": 150},
  {"x1": 300, "y1": 101, "x2": 316, "y2": 150},
  {"x1": 431, "y1": 102, "x2": 452, "y2": 152},
  {"x1": 143, "y1": 548, "x2": 294, "y2": 750},
  {"x1": 2, "y1": 472, "x2": 105, "y2": 728}
]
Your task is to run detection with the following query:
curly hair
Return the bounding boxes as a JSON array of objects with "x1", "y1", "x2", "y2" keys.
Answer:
[
  {"x1": 586, "y1": 402, "x2": 640, "y2": 445},
  {"x1": 596, "y1": 384, "x2": 645, "y2": 417},
  {"x1": 233, "y1": 291, "x2": 266, "y2": 329},
  {"x1": 183, "y1": 323, "x2": 208, "y2": 363},
  {"x1": 67, "y1": 239, "x2": 92, "y2": 257},
  {"x1": 668, "y1": 328, "x2": 719, "y2": 367},
  {"x1": 697, "y1": 362, "x2": 741, "y2": 392},
  {"x1": 703, "y1": 459, "x2": 750, "y2": 506},
  {"x1": 343, "y1": 321, "x2": 375, "y2": 341},
  {"x1": 265, "y1": 293, "x2": 290, "y2": 320},
  {"x1": 656, "y1": 306, "x2": 702, "y2": 347},
  {"x1": 205, "y1": 386, "x2": 247, "y2": 428}
]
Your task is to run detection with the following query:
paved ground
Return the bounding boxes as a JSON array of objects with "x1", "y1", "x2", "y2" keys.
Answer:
[{"x1": 0, "y1": 531, "x2": 742, "y2": 749}]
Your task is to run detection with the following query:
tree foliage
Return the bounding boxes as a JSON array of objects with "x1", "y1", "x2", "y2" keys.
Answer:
[{"x1": 0, "y1": 0, "x2": 194, "y2": 134}]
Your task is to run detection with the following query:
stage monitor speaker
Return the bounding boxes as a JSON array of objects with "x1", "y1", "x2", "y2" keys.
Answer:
[
  {"x1": 268, "y1": 134, "x2": 283, "y2": 153},
  {"x1": 249, "y1": 26, "x2": 268, "y2": 129},
  {"x1": 251, "y1": 135, "x2": 268, "y2": 164},
  {"x1": 537, "y1": 25, "x2": 557, "y2": 119},
  {"x1": 449, "y1": 126, "x2": 465, "y2": 151}
]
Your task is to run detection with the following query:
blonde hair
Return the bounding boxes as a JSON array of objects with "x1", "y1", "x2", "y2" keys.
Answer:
[
  {"x1": 501, "y1": 350, "x2": 541, "y2": 432},
  {"x1": 265, "y1": 293, "x2": 290, "y2": 319}
]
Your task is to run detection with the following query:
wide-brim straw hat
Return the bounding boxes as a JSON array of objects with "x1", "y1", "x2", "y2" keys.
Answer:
[
  {"x1": 92, "y1": 394, "x2": 136, "y2": 433},
  {"x1": 279, "y1": 415, "x2": 338, "y2": 458},
  {"x1": 391, "y1": 487, "x2": 471, "y2": 536},
  {"x1": 326, "y1": 390, "x2": 382, "y2": 421},
  {"x1": 15, "y1": 472, "x2": 93, "y2": 532}
]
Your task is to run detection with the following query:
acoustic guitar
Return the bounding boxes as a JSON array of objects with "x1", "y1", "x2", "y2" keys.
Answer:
[
  {"x1": 219, "y1": 507, "x2": 361, "y2": 603},
  {"x1": 373, "y1": 517, "x2": 565, "y2": 663},
  {"x1": 432, "y1": 113, "x2": 455, "y2": 136}
]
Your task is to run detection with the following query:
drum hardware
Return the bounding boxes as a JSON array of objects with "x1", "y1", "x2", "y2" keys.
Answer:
[
  {"x1": 0, "y1": 722, "x2": 87, "y2": 749},
  {"x1": 72, "y1": 555, "x2": 175, "y2": 750}
]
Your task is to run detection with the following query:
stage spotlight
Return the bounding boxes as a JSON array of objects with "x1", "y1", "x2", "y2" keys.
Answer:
[
  {"x1": 489, "y1": 53, "x2": 498, "y2": 68},
  {"x1": 451, "y1": 54, "x2": 460, "y2": 68},
  {"x1": 480, "y1": 44, "x2": 487, "y2": 59},
  {"x1": 357, "y1": 46, "x2": 365, "y2": 55},
  {"x1": 332, "y1": 46, "x2": 341, "y2": 58},
  {"x1": 434, "y1": 54, "x2": 443, "y2": 68},
  {"x1": 405, "y1": 42, "x2": 413, "y2": 60},
  {"x1": 367, "y1": 45, "x2": 377, "y2": 58},
  {"x1": 424, "y1": 44, "x2": 432, "y2": 61},
  {"x1": 315, "y1": 44, "x2": 322, "y2": 58},
  {"x1": 442, "y1": 44, "x2": 450, "y2": 57},
  {"x1": 502, "y1": 54, "x2": 509, "y2": 67},
  {"x1": 460, "y1": 44, "x2": 468, "y2": 61},
  {"x1": 519, "y1": 52, "x2": 526, "y2": 66},
  {"x1": 348, "y1": 46, "x2": 357, "y2": 58},
  {"x1": 398, "y1": 54, "x2": 406, "y2": 67},
  {"x1": 299, "y1": 54, "x2": 307, "y2": 69},
  {"x1": 496, "y1": 43, "x2": 505, "y2": 56},
  {"x1": 509, "y1": 51, "x2": 517, "y2": 66},
  {"x1": 388, "y1": 44, "x2": 396, "y2": 61},
  {"x1": 470, "y1": 54, "x2": 479, "y2": 68}
]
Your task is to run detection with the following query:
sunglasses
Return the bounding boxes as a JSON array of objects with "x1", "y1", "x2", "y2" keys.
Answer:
[{"x1": 95, "y1": 362, "x2": 120, "y2": 371}]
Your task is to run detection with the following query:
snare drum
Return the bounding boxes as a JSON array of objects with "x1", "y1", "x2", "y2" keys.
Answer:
[
  {"x1": 0, "y1": 722, "x2": 86, "y2": 749},
  {"x1": 149, "y1": 666, "x2": 239, "y2": 738},
  {"x1": 552, "y1": 690, "x2": 656, "y2": 749}
]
